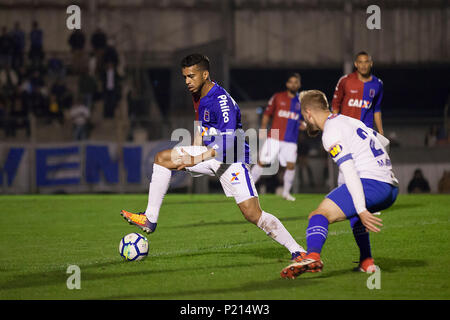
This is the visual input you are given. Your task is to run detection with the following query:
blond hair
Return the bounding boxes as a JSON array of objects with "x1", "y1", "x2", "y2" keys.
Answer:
[{"x1": 300, "y1": 90, "x2": 329, "y2": 111}]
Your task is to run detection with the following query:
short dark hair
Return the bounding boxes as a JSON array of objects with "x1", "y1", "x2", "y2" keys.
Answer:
[
  {"x1": 354, "y1": 51, "x2": 372, "y2": 61},
  {"x1": 287, "y1": 72, "x2": 301, "y2": 82},
  {"x1": 180, "y1": 53, "x2": 210, "y2": 71}
]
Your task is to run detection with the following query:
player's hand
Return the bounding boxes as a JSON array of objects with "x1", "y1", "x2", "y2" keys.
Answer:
[
  {"x1": 358, "y1": 210, "x2": 383, "y2": 232},
  {"x1": 175, "y1": 149, "x2": 195, "y2": 171}
]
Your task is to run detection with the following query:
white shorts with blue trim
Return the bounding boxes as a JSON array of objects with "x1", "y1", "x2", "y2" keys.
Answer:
[{"x1": 174, "y1": 146, "x2": 258, "y2": 204}]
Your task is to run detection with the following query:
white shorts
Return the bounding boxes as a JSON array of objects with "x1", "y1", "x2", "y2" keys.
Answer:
[
  {"x1": 259, "y1": 138, "x2": 298, "y2": 167},
  {"x1": 174, "y1": 146, "x2": 258, "y2": 204}
]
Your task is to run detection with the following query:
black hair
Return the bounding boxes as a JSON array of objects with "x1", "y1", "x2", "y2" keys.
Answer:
[
  {"x1": 354, "y1": 51, "x2": 372, "y2": 61},
  {"x1": 180, "y1": 53, "x2": 210, "y2": 71},
  {"x1": 287, "y1": 72, "x2": 301, "y2": 81}
]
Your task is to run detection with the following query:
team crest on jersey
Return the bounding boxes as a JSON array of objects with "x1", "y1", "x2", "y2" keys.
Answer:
[
  {"x1": 369, "y1": 89, "x2": 375, "y2": 98},
  {"x1": 329, "y1": 144, "x2": 343, "y2": 158},
  {"x1": 203, "y1": 109, "x2": 210, "y2": 122}
]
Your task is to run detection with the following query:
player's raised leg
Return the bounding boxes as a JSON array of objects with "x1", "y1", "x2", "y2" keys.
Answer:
[
  {"x1": 223, "y1": 162, "x2": 305, "y2": 258},
  {"x1": 120, "y1": 149, "x2": 180, "y2": 233},
  {"x1": 280, "y1": 198, "x2": 346, "y2": 279}
]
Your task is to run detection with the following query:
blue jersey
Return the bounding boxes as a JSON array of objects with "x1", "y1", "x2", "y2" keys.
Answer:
[{"x1": 197, "y1": 83, "x2": 250, "y2": 164}]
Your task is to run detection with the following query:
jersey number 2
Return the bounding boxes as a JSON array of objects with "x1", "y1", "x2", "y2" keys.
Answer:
[{"x1": 357, "y1": 128, "x2": 384, "y2": 158}]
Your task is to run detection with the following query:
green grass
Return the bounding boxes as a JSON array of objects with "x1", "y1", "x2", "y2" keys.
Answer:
[{"x1": 0, "y1": 193, "x2": 449, "y2": 300}]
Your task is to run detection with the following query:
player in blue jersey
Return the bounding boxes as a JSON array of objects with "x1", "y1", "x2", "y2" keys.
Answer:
[
  {"x1": 121, "y1": 54, "x2": 306, "y2": 260},
  {"x1": 280, "y1": 90, "x2": 398, "y2": 279}
]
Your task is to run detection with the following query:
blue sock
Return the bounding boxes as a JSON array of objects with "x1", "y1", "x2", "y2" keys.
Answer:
[
  {"x1": 306, "y1": 214, "x2": 329, "y2": 254},
  {"x1": 350, "y1": 216, "x2": 372, "y2": 261}
]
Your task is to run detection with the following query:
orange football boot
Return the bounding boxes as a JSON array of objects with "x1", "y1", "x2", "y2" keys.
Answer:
[
  {"x1": 354, "y1": 257, "x2": 377, "y2": 273},
  {"x1": 120, "y1": 210, "x2": 157, "y2": 234},
  {"x1": 281, "y1": 252, "x2": 323, "y2": 279}
]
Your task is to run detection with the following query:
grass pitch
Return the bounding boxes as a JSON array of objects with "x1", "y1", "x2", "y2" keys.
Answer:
[{"x1": 0, "y1": 193, "x2": 449, "y2": 300}]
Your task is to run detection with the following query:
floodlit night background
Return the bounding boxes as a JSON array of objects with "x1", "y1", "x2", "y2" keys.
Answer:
[{"x1": 0, "y1": 0, "x2": 449, "y2": 195}]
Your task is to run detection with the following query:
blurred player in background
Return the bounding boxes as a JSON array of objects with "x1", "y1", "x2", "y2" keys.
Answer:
[
  {"x1": 280, "y1": 90, "x2": 398, "y2": 279},
  {"x1": 332, "y1": 51, "x2": 388, "y2": 216},
  {"x1": 121, "y1": 54, "x2": 306, "y2": 260},
  {"x1": 332, "y1": 51, "x2": 384, "y2": 135},
  {"x1": 251, "y1": 73, "x2": 305, "y2": 201}
]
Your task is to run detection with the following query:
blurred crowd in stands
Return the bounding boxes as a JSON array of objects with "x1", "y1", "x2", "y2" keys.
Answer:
[
  {"x1": 0, "y1": 21, "x2": 122, "y2": 141},
  {"x1": 407, "y1": 168, "x2": 450, "y2": 194}
]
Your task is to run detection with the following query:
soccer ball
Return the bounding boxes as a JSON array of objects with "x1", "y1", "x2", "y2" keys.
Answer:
[{"x1": 119, "y1": 233, "x2": 149, "y2": 261}]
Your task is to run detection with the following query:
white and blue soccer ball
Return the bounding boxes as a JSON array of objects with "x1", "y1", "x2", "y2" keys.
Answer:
[{"x1": 119, "y1": 233, "x2": 149, "y2": 261}]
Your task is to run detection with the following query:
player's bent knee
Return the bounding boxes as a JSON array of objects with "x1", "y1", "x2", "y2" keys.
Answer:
[
  {"x1": 154, "y1": 149, "x2": 172, "y2": 165},
  {"x1": 307, "y1": 198, "x2": 347, "y2": 224},
  {"x1": 244, "y1": 212, "x2": 260, "y2": 224},
  {"x1": 242, "y1": 208, "x2": 261, "y2": 224},
  {"x1": 238, "y1": 198, "x2": 262, "y2": 224},
  {"x1": 308, "y1": 210, "x2": 325, "y2": 221},
  {"x1": 154, "y1": 151, "x2": 165, "y2": 164},
  {"x1": 308, "y1": 209, "x2": 340, "y2": 224},
  {"x1": 241, "y1": 210, "x2": 256, "y2": 223}
]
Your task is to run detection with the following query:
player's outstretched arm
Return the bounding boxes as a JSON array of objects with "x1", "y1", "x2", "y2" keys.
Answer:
[
  {"x1": 339, "y1": 159, "x2": 366, "y2": 213},
  {"x1": 331, "y1": 75, "x2": 346, "y2": 114},
  {"x1": 374, "y1": 112, "x2": 384, "y2": 136},
  {"x1": 373, "y1": 80, "x2": 384, "y2": 135},
  {"x1": 339, "y1": 159, "x2": 383, "y2": 232}
]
